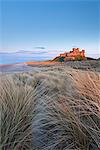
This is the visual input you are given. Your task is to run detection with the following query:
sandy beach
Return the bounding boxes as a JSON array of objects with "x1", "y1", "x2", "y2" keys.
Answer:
[
  {"x1": 0, "y1": 61, "x2": 60, "y2": 73},
  {"x1": 0, "y1": 60, "x2": 100, "y2": 73},
  {"x1": 0, "y1": 62, "x2": 36, "y2": 73}
]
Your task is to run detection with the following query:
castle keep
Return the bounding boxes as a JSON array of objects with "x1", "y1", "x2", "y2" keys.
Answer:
[{"x1": 60, "y1": 48, "x2": 85, "y2": 60}]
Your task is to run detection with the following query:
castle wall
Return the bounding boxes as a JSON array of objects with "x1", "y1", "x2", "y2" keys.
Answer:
[
  {"x1": 60, "y1": 54, "x2": 66, "y2": 57},
  {"x1": 60, "y1": 53, "x2": 67, "y2": 57}
]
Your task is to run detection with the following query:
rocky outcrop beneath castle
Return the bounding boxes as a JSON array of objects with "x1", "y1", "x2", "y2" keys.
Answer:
[{"x1": 53, "y1": 48, "x2": 86, "y2": 62}]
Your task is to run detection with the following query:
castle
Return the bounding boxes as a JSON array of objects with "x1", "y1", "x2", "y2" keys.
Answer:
[{"x1": 60, "y1": 48, "x2": 85, "y2": 61}]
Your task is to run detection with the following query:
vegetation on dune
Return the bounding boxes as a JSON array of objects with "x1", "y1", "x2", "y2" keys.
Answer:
[
  {"x1": 0, "y1": 66, "x2": 100, "y2": 150},
  {"x1": 75, "y1": 55, "x2": 83, "y2": 61},
  {"x1": 41, "y1": 71, "x2": 100, "y2": 150},
  {"x1": 0, "y1": 75, "x2": 46, "y2": 150}
]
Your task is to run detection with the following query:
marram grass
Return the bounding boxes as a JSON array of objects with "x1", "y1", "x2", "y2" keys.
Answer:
[
  {"x1": 0, "y1": 67, "x2": 100, "y2": 150},
  {"x1": 0, "y1": 75, "x2": 45, "y2": 150}
]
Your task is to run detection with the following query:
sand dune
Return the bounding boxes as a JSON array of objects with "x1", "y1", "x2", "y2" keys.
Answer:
[{"x1": 0, "y1": 62, "x2": 100, "y2": 150}]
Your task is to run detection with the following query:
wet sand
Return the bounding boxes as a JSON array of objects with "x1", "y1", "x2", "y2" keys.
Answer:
[{"x1": 0, "y1": 63, "x2": 33, "y2": 73}]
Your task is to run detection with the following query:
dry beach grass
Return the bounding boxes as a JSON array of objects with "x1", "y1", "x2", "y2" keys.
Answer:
[{"x1": 0, "y1": 62, "x2": 100, "y2": 150}]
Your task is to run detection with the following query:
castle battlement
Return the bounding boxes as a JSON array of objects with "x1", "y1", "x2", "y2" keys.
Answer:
[{"x1": 60, "y1": 48, "x2": 85, "y2": 60}]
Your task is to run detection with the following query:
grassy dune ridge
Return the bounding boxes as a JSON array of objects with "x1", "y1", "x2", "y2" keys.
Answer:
[{"x1": 0, "y1": 64, "x2": 100, "y2": 150}]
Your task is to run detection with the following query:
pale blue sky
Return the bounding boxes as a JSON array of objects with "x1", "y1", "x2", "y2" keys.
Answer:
[{"x1": 0, "y1": 0, "x2": 100, "y2": 58}]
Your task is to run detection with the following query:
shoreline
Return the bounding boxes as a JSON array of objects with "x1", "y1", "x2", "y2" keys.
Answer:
[
  {"x1": 0, "y1": 61, "x2": 58, "y2": 69},
  {"x1": 0, "y1": 62, "x2": 27, "y2": 67},
  {"x1": 0, "y1": 61, "x2": 58, "y2": 73},
  {"x1": 0, "y1": 60, "x2": 100, "y2": 73}
]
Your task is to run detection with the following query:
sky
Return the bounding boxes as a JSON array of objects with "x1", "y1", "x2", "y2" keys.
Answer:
[{"x1": 0, "y1": 0, "x2": 100, "y2": 58}]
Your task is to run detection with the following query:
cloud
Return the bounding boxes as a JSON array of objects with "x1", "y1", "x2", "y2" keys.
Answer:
[
  {"x1": 34, "y1": 47, "x2": 46, "y2": 50},
  {"x1": 33, "y1": 51, "x2": 47, "y2": 54},
  {"x1": 16, "y1": 50, "x2": 47, "y2": 55}
]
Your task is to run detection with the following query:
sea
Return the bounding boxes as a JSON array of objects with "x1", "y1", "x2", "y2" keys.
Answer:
[{"x1": 0, "y1": 51, "x2": 52, "y2": 65}]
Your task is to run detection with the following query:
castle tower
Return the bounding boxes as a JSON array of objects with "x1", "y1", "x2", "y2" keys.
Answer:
[
  {"x1": 81, "y1": 50, "x2": 85, "y2": 57},
  {"x1": 72, "y1": 48, "x2": 76, "y2": 52},
  {"x1": 76, "y1": 48, "x2": 80, "y2": 52}
]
